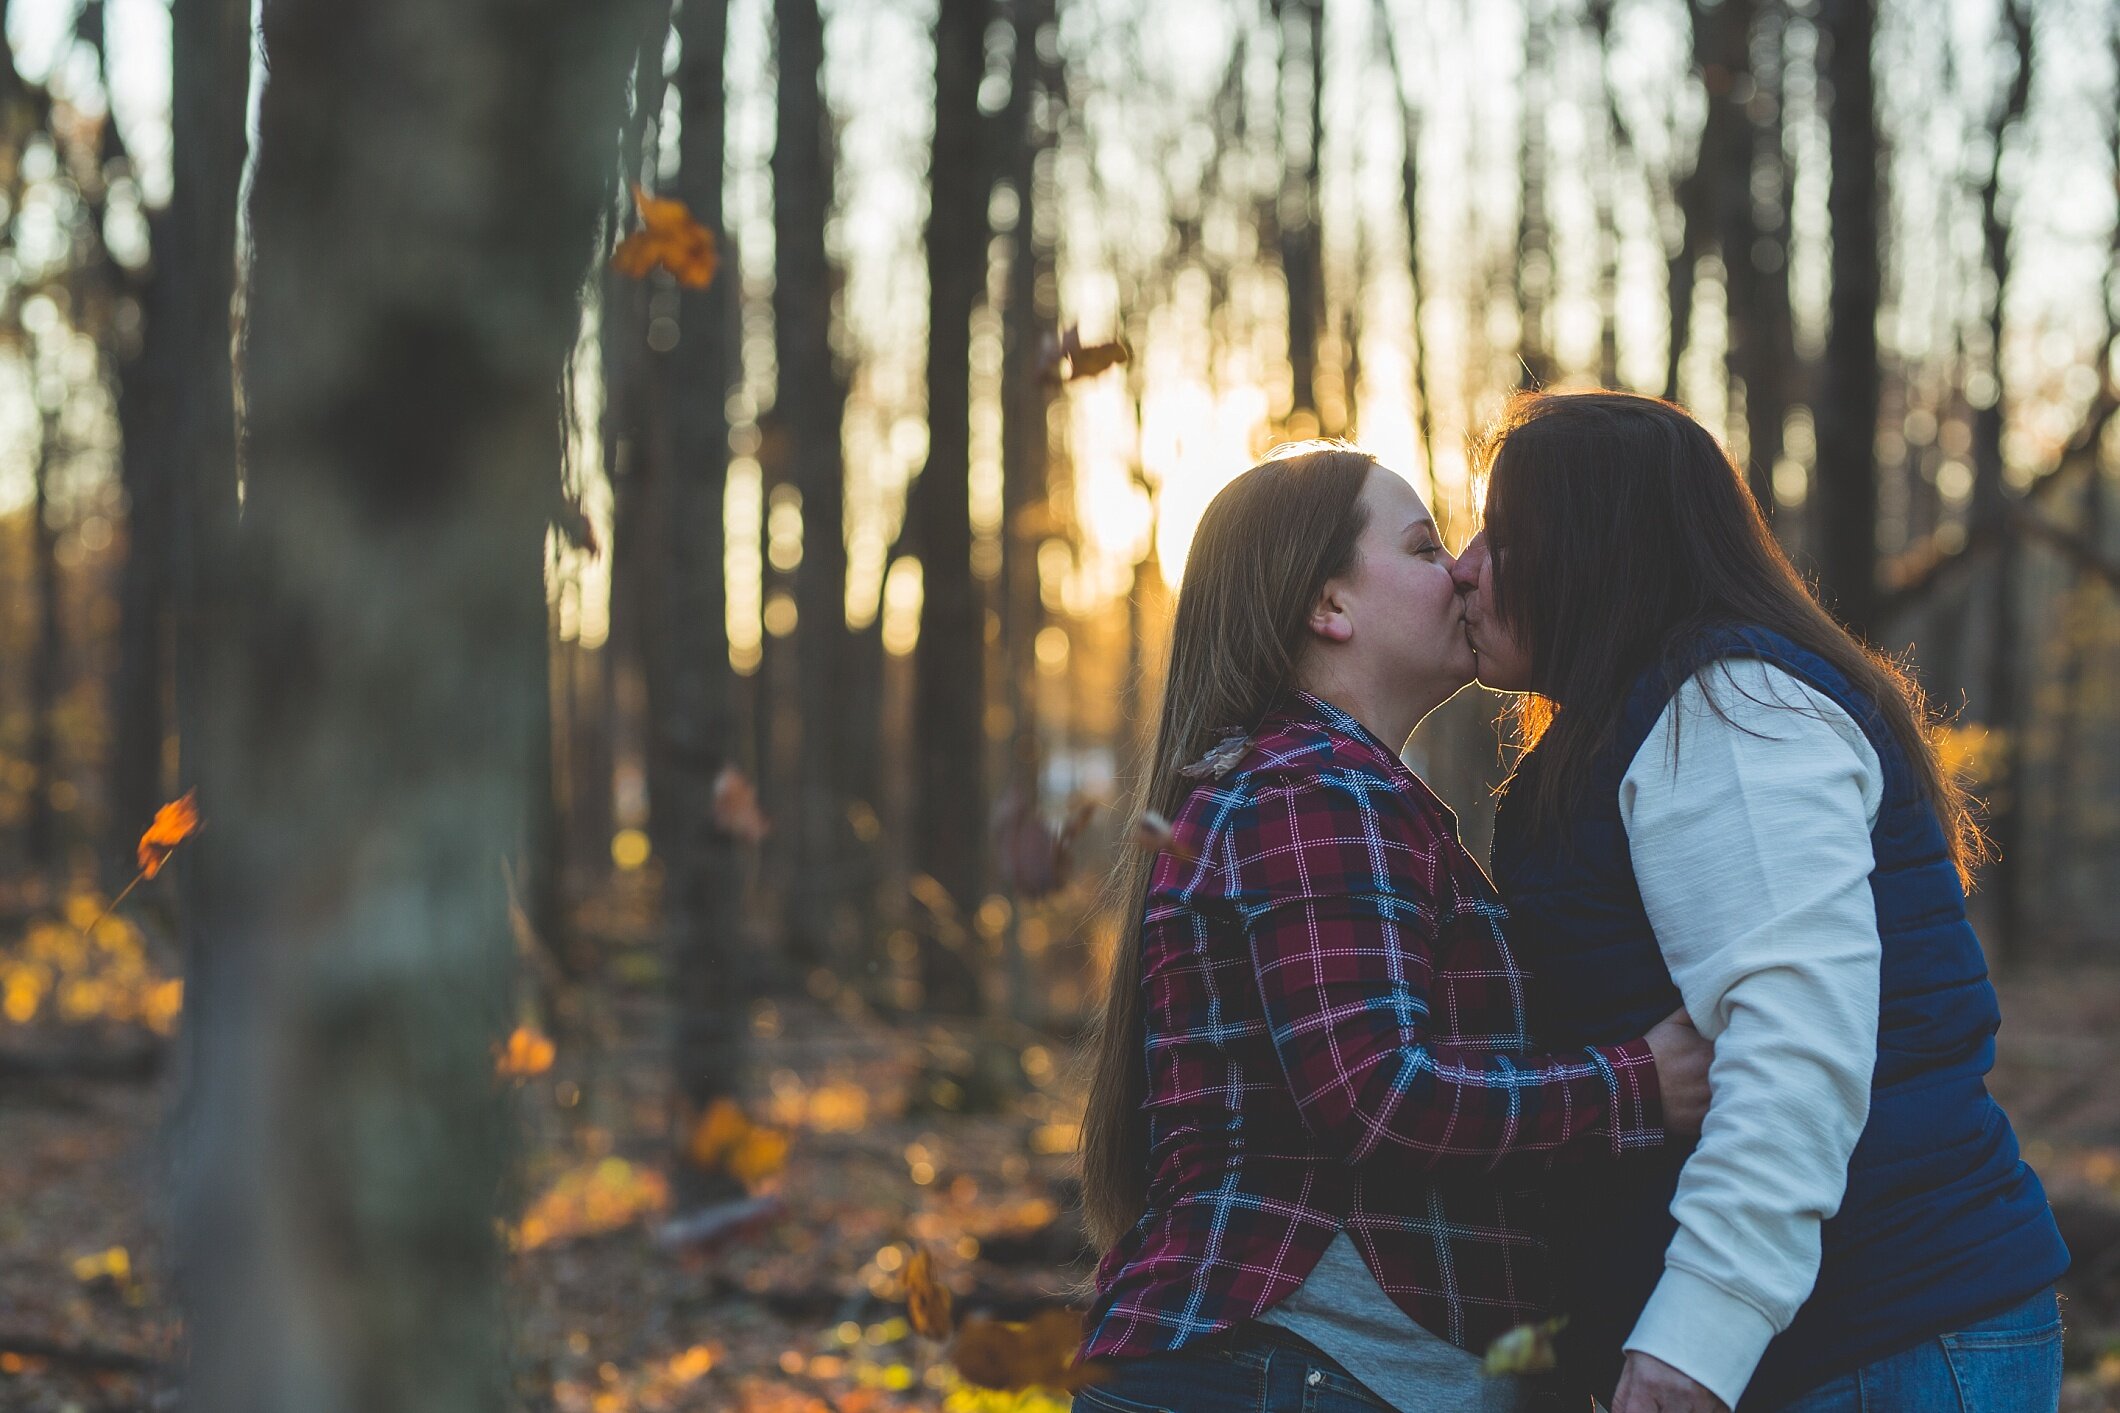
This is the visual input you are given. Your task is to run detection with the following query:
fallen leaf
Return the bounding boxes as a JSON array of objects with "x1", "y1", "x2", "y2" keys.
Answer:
[
  {"x1": 137, "y1": 790, "x2": 199, "y2": 879},
  {"x1": 496, "y1": 1024, "x2": 556, "y2": 1079},
  {"x1": 951, "y1": 1308, "x2": 1102, "y2": 1392},
  {"x1": 1177, "y1": 731, "x2": 1251, "y2": 781},
  {"x1": 1129, "y1": 810, "x2": 1198, "y2": 866},
  {"x1": 713, "y1": 766, "x2": 771, "y2": 844},
  {"x1": 1482, "y1": 1315, "x2": 1566, "y2": 1375},
  {"x1": 686, "y1": 1098, "x2": 790, "y2": 1186},
  {"x1": 613, "y1": 185, "x2": 720, "y2": 288},
  {"x1": 904, "y1": 1243, "x2": 954, "y2": 1339}
]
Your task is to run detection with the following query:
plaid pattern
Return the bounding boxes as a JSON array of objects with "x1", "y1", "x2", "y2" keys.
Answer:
[{"x1": 1083, "y1": 693, "x2": 1664, "y2": 1361}]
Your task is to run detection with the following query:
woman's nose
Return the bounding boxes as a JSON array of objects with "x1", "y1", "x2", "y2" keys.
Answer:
[{"x1": 1450, "y1": 534, "x2": 1486, "y2": 592}]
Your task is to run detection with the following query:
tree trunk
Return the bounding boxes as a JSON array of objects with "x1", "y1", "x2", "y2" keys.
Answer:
[
  {"x1": 1516, "y1": 0, "x2": 1554, "y2": 389},
  {"x1": 177, "y1": 3, "x2": 647, "y2": 1411},
  {"x1": 997, "y1": 0, "x2": 1057, "y2": 1020},
  {"x1": 653, "y1": 0, "x2": 750, "y2": 1209},
  {"x1": 775, "y1": 0, "x2": 848, "y2": 973},
  {"x1": 912, "y1": 0, "x2": 991, "y2": 1012},
  {"x1": 1278, "y1": 0, "x2": 1325, "y2": 423},
  {"x1": 110, "y1": 218, "x2": 173, "y2": 885},
  {"x1": 1972, "y1": 0, "x2": 2033, "y2": 958},
  {"x1": 27, "y1": 412, "x2": 60, "y2": 883},
  {"x1": 1814, "y1": 0, "x2": 1881, "y2": 637}
]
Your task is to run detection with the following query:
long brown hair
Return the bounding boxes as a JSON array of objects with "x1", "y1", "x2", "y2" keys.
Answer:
[
  {"x1": 1478, "y1": 389, "x2": 1984, "y2": 884},
  {"x1": 1079, "y1": 443, "x2": 1377, "y2": 1253}
]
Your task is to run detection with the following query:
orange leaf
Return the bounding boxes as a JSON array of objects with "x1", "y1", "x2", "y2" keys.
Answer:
[
  {"x1": 712, "y1": 766, "x2": 771, "y2": 844},
  {"x1": 137, "y1": 790, "x2": 199, "y2": 879},
  {"x1": 951, "y1": 1308, "x2": 1103, "y2": 1392},
  {"x1": 904, "y1": 1243, "x2": 954, "y2": 1339},
  {"x1": 1129, "y1": 809, "x2": 1198, "y2": 866},
  {"x1": 495, "y1": 1024, "x2": 556, "y2": 1079},
  {"x1": 612, "y1": 185, "x2": 720, "y2": 289}
]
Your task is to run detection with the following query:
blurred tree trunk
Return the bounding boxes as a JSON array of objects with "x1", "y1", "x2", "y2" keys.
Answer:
[
  {"x1": 653, "y1": 0, "x2": 750, "y2": 1209},
  {"x1": 1666, "y1": 0, "x2": 1749, "y2": 407},
  {"x1": 912, "y1": 0, "x2": 991, "y2": 1011},
  {"x1": 111, "y1": 234, "x2": 173, "y2": 885},
  {"x1": 1814, "y1": 0, "x2": 1880, "y2": 637},
  {"x1": 27, "y1": 412, "x2": 59, "y2": 881},
  {"x1": 775, "y1": 0, "x2": 849, "y2": 973},
  {"x1": 1972, "y1": 0, "x2": 2032, "y2": 956},
  {"x1": 1376, "y1": 2, "x2": 1436, "y2": 508},
  {"x1": 598, "y1": 8, "x2": 675, "y2": 916},
  {"x1": 1714, "y1": 0, "x2": 1795, "y2": 516},
  {"x1": 998, "y1": 0, "x2": 1057, "y2": 1019},
  {"x1": 177, "y1": 1, "x2": 647, "y2": 1409},
  {"x1": 1516, "y1": 0, "x2": 1553, "y2": 388},
  {"x1": 1277, "y1": 0, "x2": 1325, "y2": 424}
]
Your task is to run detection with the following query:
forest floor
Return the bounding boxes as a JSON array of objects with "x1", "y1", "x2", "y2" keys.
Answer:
[{"x1": 5, "y1": 924, "x2": 2120, "y2": 1412}]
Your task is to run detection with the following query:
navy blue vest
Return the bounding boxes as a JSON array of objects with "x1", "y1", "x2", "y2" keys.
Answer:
[{"x1": 1490, "y1": 625, "x2": 2068, "y2": 1409}]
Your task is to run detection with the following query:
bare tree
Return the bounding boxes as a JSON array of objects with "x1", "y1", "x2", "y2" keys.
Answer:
[
  {"x1": 646, "y1": 0, "x2": 751, "y2": 1209},
  {"x1": 911, "y1": 0, "x2": 992, "y2": 1010},
  {"x1": 776, "y1": 0, "x2": 851, "y2": 972},
  {"x1": 1814, "y1": 0, "x2": 1881, "y2": 636},
  {"x1": 177, "y1": 2, "x2": 651, "y2": 1409},
  {"x1": 1972, "y1": 0, "x2": 2034, "y2": 953}
]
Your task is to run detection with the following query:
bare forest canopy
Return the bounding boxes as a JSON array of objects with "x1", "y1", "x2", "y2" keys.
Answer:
[{"x1": 0, "y1": 0, "x2": 2117, "y2": 1407}]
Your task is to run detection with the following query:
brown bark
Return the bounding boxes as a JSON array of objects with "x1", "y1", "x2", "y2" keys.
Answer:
[
  {"x1": 775, "y1": 0, "x2": 850, "y2": 972},
  {"x1": 1814, "y1": 0, "x2": 1881, "y2": 637},
  {"x1": 651, "y1": 0, "x2": 751, "y2": 1207},
  {"x1": 178, "y1": 0, "x2": 650, "y2": 1408},
  {"x1": 912, "y1": 0, "x2": 992, "y2": 1011}
]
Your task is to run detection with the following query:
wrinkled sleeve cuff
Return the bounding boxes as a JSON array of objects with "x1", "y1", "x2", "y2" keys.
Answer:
[{"x1": 1623, "y1": 1264, "x2": 1779, "y2": 1410}]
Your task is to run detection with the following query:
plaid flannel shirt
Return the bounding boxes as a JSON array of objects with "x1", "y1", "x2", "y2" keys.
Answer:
[{"x1": 1083, "y1": 693, "x2": 1664, "y2": 1361}]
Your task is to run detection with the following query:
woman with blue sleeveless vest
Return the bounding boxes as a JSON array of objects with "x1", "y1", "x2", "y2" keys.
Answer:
[
  {"x1": 1074, "y1": 442, "x2": 1715, "y2": 1413},
  {"x1": 1450, "y1": 390, "x2": 2069, "y2": 1412}
]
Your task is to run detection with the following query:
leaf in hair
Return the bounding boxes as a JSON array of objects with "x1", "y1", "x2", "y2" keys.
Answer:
[{"x1": 1177, "y1": 732, "x2": 1249, "y2": 781}]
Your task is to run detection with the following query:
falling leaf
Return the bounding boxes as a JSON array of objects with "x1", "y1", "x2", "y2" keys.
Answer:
[
  {"x1": 1482, "y1": 1315, "x2": 1567, "y2": 1375},
  {"x1": 613, "y1": 184, "x2": 720, "y2": 288},
  {"x1": 951, "y1": 1308, "x2": 1104, "y2": 1392},
  {"x1": 553, "y1": 493, "x2": 601, "y2": 557},
  {"x1": 137, "y1": 790, "x2": 199, "y2": 879},
  {"x1": 713, "y1": 766, "x2": 772, "y2": 844},
  {"x1": 1041, "y1": 325, "x2": 1130, "y2": 383},
  {"x1": 496, "y1": 1024, "x2": 556, "y2": 1079},
  {"x1": 903, "y1": 1243, "x2": 954, "y2": 1340},
  {"x1": 995, "y1": 794, "x2": 1101, "y2": 901},
  {"x1": 1129, "y1": 810, "x2": 1198, "y2": 866}
]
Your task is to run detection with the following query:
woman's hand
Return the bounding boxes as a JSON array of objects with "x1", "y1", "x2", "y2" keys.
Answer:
[
  {"x1": 1643, "y1": 1008, "x2": 1711, "y2": 1136},
  {"x1": 1611, "y1": 1351, "x2": 1728, "y2": 1413}
]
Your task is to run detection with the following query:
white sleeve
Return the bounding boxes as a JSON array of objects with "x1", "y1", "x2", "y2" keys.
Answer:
[{"x1": 1615, "y1": 658, "x2": 1883, "y2": 1409}]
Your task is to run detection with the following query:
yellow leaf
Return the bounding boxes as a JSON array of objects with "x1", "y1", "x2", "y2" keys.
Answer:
[{"x1": 1482, "y1": 1315, "x2": 1566, "y2": 1375}]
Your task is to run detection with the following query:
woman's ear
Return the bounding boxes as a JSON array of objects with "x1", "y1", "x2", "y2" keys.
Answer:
[{"x1": 1307, "y1": 583, "x2": 1354, "y2": 644}]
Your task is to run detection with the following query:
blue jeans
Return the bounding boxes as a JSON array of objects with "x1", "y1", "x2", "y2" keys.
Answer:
[
  {"x1": 1072, "y1": 1324, "x2": 1397, "y2": 1413},
  {"x1": 1773, "y1": 1289, "x2": 2062, "y2": 1412}
]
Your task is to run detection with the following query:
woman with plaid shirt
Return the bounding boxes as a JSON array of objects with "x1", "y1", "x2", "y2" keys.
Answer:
[{"x1": 1074, "y1": 444, "x2": 1712, "y2": 1413}]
